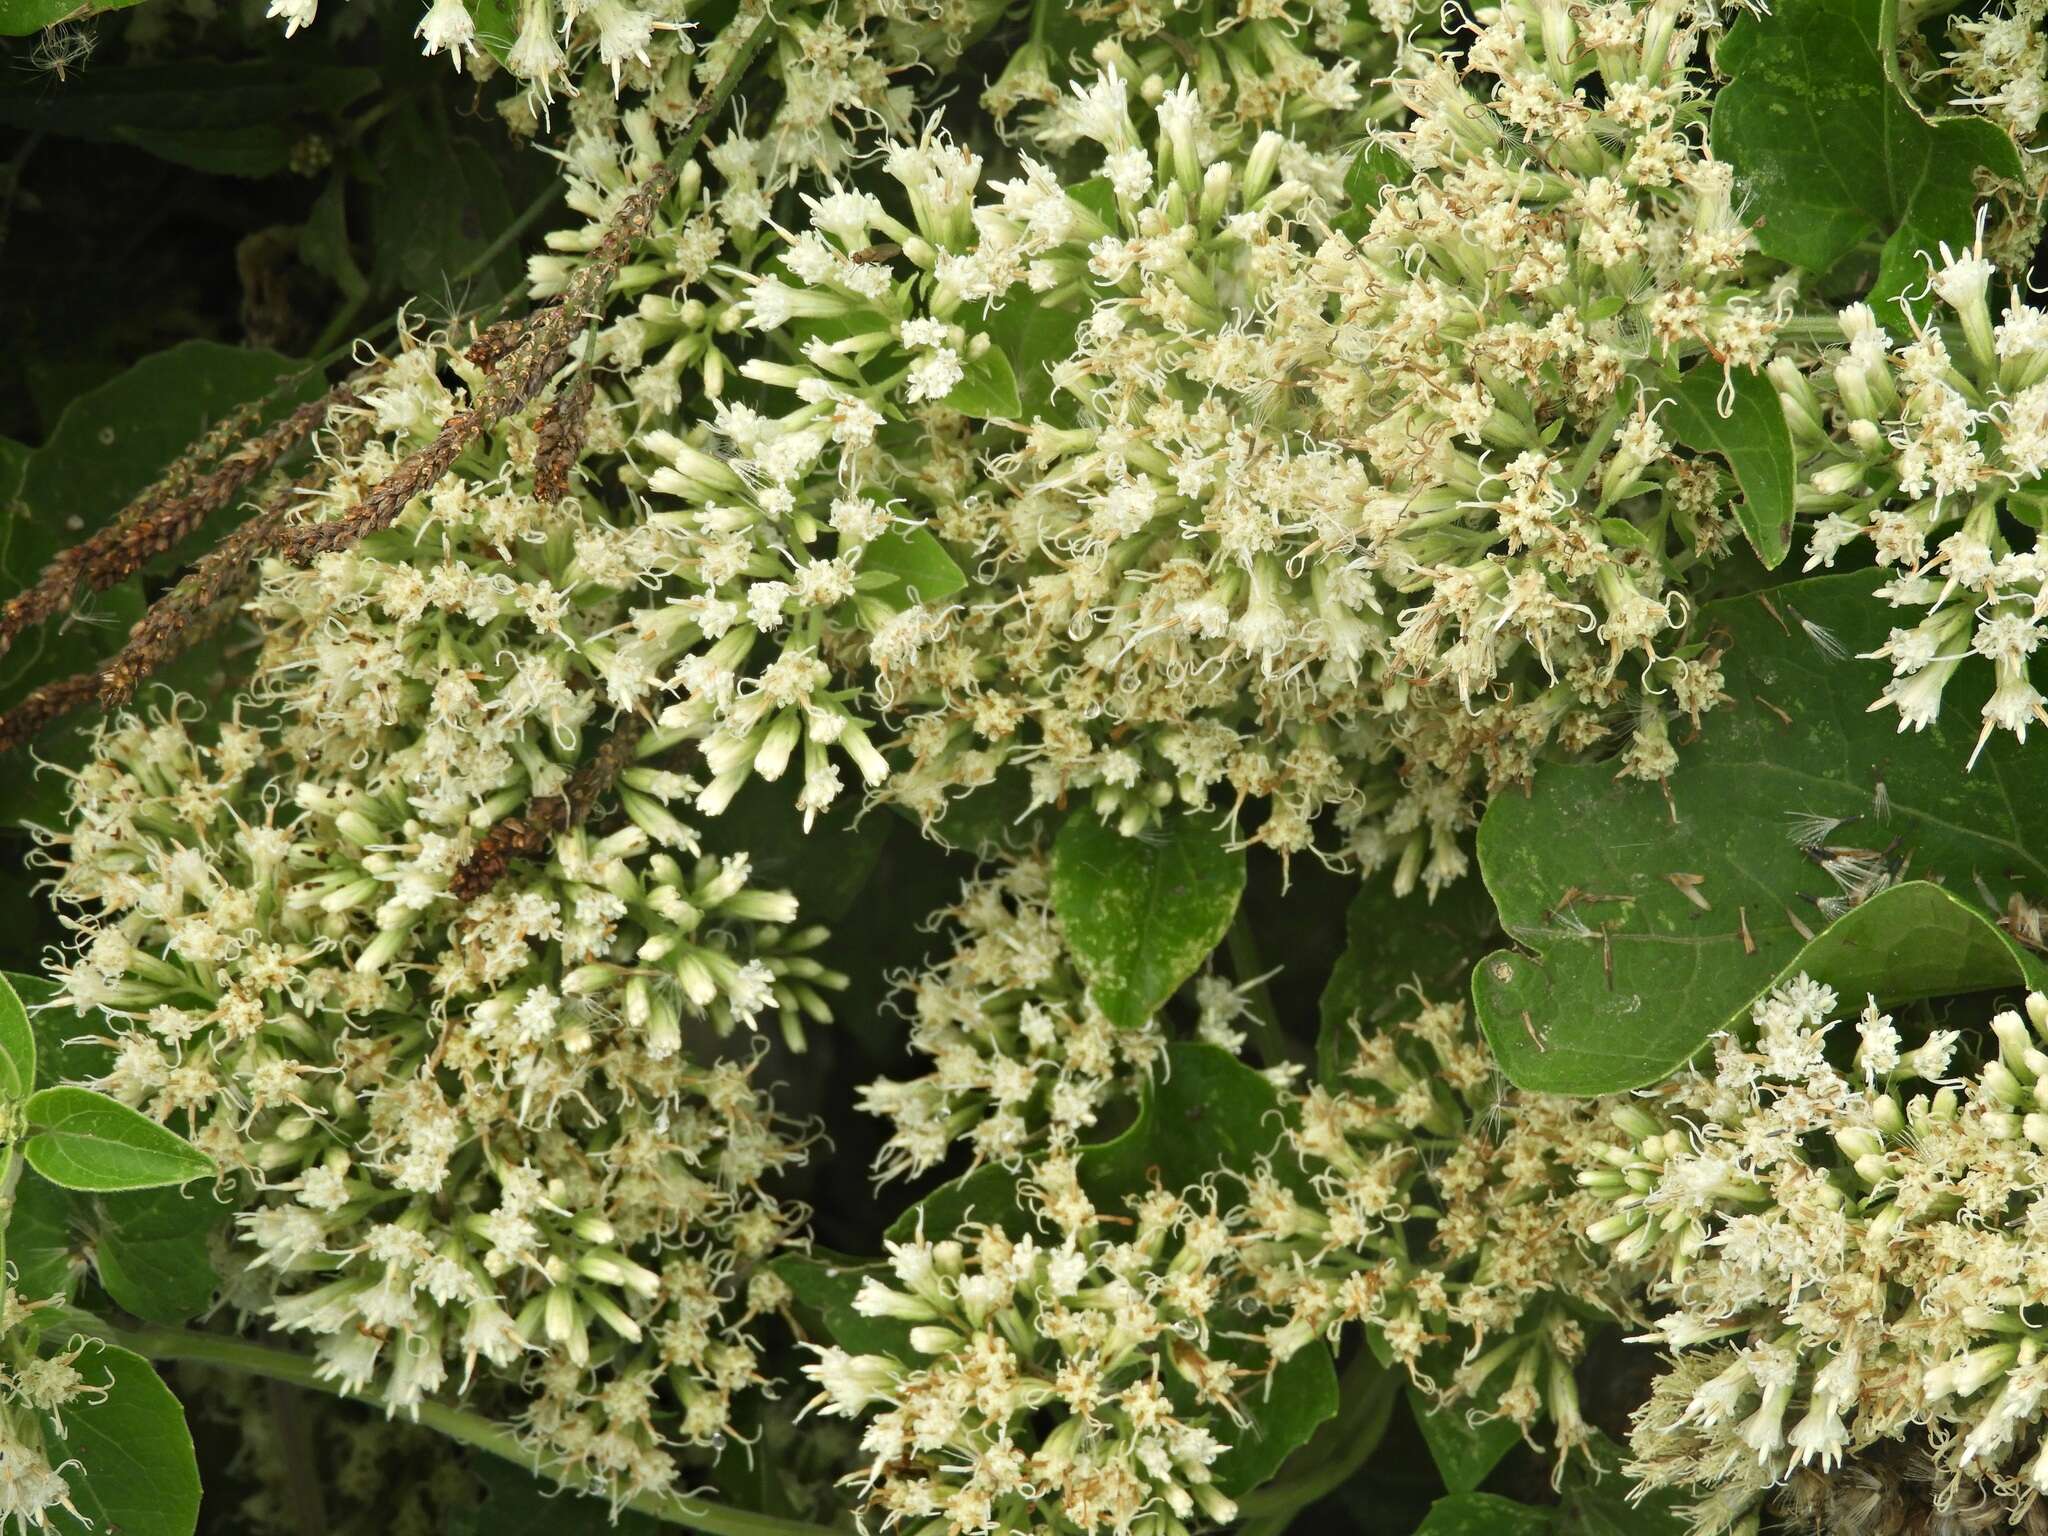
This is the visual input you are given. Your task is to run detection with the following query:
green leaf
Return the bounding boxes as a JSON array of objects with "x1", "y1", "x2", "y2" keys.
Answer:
[
  {"x1": 90, "y1": 1184, "x2": 229, "y2": 1323},
  {"x1": 1473, "y1": 569, "x2": 2048, "y2": 1094},
  {"x1": 770, "y1": 1250, "x2": 913, "y2": 1360},
  {"x1": 40, "y1": 1344, "x2": 200, "y2": 1536},
  {"x1": 1555, "y1": 1433, "x2": 1688, "y2": 1536},
  {"x1": 0, "y1": 969, "x2": 36, "y2": 1109},
  {"x1": 854, "y1": 526, "x2": 969, "y2": 619},
  {"x1": 368, "y1": 106, "x2": 521, "y2": 298},
  {"x1": 1409, "y1": 1387, "x2": 1523, "y2": 1496},
  {"x1": 980, "y1": 299, "x2": 1081, "y2": 425},
  {"x1": 1712, "y1": 0, "x2": 2023, "y2": 327},
  {"x1": 6, "y1": 1169, "x2": 81, "y2": 1303},
  {"x1": 1336, "y1": 141, "x2": 1409, "y2": 237},
  {"x1": 21, "y1": 1088, "x2": 212, "y2": 1191},
  {"x1": 1416, "y1": 1493, "x2": 1555, "y2": 1536},
  {"x1": 464, "y1": 0, "x2": 518, "y2": 66},
  {"x1": 1663, "y1": 362, "x2": 1796, "y2": 569},
  {"x1": 0, "y1": 0, "x2": 144, "y2": 36},
  {"x1": 1049, "y1": 813, "x2": 1246, "y2": 1030},
  {"x1": 696, "y1": 773, "x2": 890, "y2": 924},
  {"x1": 0, "y1": 62, "x2": 378, "y2": 177},
  {"x1": 1318, "y1": 876, "x2": 1498, "y2": 1087},
  {"x1": 6, "y1": 972, "x2": 115, "y2": 1087},
  {"x1": 945, "y1": 346, "x2": 1024, "y2": 420}
]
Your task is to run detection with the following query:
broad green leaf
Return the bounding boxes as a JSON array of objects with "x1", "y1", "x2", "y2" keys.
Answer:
[
  {"x1": 1473, "y1": 569, "x2": 2048, "y2": 1094},
  {"x1": 1410, "y1": 1387, "x2": 1523, "y2": 1497},
  {"x1": 1713, "y1": 0, "x2": 2023, "y2": 326},
  {"x1": 1318, "y1": 875, "x2": 1498, "y2": 1087},
  {"x1": 463, "y1": 0, "x2": 517, "y2": 66},
  {"x1": 981, "y1": 298, "x2": 1081, "y2": 425},
  {"x1": 21, "y1": 1087, "x2": 212, "y2": 1191},
  {"x1": 90, "y1": 1184, "x2": 229, "y2": 1323},
  {"x1": 0, "y1": 969, "x2": 36, "y2": 1109},
  {"x1": 1336, "y1": 141, "x2": 1409, "y2": 237},
  {"x1": 6, "y1": 1169, "x2": 81, "y2": 1303},
  {"x1": 1663, "y1": 362, "x2": 1795, "y2": 569},
  {"x1": 40, "y1": 1344, "x2": 200, "y2": 1536},
  {"x1": 945, "y1": 346, "x2": 1023, "y2": 420},
  {"x1": 854, "y1": 526, "x2": 969, "y2": 619},
  {"x1": 369, "y1": 105, "x2": 522, "y2": 298},
  {"x1": 0, "y1": 63, "x2": 379, "y2": 176},
  {"x1": 1049, "y1": 813, "x2": 1246, "y2": 1030},
  {"x1": 770, "y1": 1250, "x2": 912, "y2": 1360},
  {"x1": 6, "y1": 972, "x2": 115, "y2": 1087},
  {"x1": 903, "y1": 765, "x2": 1054, "y2": 860},
  {"x1": 0, "y1": 0, "x2": 144, "y2": 35},
  {"x1": 1417, "y1": 1493, "x2": 1555, "y2": 1536}
]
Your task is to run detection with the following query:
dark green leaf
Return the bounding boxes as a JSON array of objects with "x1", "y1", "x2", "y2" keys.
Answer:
[
  {"x1": 464, "y1": 0, "x2": 518, "y2": 66},
  {"x1": 1713, "y1": 0, "x2": 2023, "y2": 326},
  {"x1": 0, "y1": 969, "x2": 36, "y2": 1107},
  {"x1": 770, "y1": 1250, "x2": 912, "y2": 1360},
  {"x1": 1663, "y1": 363, "x2": 1795, "y2": 569},
  {"x1": 0, "y1": 63, "x2": 378, "y2": 177},
  {"x1": 1556, "y1": 1433, "x2": 1688, "y2": 1536},
  {"x1": 854, "y1": 526, "x2": 969, "y2": 619},
  {"x1": 90, "y1": 1183, "x2": 229, "y2": 1323},
  {"x1": 1319, "y1": 876, "x2": 1498, "y2": 1087},
  {"x1": 1410, "y1": 1387, "x2": 1523, "y2": 1496},
  {"x1": 1417, "y1": 1493, "x2": 1555, "y2": 1536},
  {"x1": 945, "y1": 346, "x2": 1023, "y2": 420},
  {"x1": 22, "y1": 1087, "x2": 213, "y2": 1191},
  {"x1": 6, "y1": 972, "x2": 115, "y2": 1087},
  {"x1": 369, "y1": 106, "x2": 521, "y2": 298},
  {"x1": 6, "y1": 1169, "x2": 81, "y2": 1302},
  {"x1": 1473, "y1": 570, "x2": 2048, "y2": 1093},
  {"x1": 980, "y1": 299, "x2": 1081, "y2": 425},
  {"x1": 1049, "y1": 813, "x2": 1246, "y2": 1030},
  {"x1": 1336, "y1": 141, "x2": 1409, "y2": 236},
  {"x1": 696, "y1": 773, "x2": 890, "y2": 924},
  {"x1": 449, "y1": 1454, "x2": 660, "y2": 1536},
  {"x1": 40, "y1": 1344, "x2": 200, "y2": 1536}
]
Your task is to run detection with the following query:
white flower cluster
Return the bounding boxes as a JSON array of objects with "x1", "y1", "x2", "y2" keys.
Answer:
[
  {"x1": 705, "y1": 1, "x2": 1753, "y2": 880},
  {"x1": 1782, "y1": 243, "x2": 2048, "y2": 763},
  {"x1": 857, "y1": 855, "x2": 1274, "y2": 1182},
  {"x1": 802, "y1": 1164, "x2": 1247, "y2": 1536},
  {"x1": 0, "y1": 1289, "x2": 106, "y2": 1536},
  {"x1": 1581, "y1": 978, "x2": 2048, "y2": 1532},
  {"x1": 39, "y1": 334, "x2": 849, "y2": 1501},
  {"x1": 1242, "y1": 994, "x2": 1618, "y2": 1463}
]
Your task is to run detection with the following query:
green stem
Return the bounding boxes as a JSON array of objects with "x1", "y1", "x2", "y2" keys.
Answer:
[
  {"x1": 60, "y1": 1316, "x2": 848, "y2": 1536},
  {"x1": 1226, "y1": 908, "x2": 1304, "y2": 1069}
]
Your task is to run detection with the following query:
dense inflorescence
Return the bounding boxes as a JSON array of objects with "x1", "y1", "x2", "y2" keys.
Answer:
[
  {"x1": 1243, "y1": 994, "x2": 1620, "y2": 1463},
  {"x1": 802, "y1": 1166, "x2": 1250, "y2": 1536},
  {"x1": 1781, "y1": 258, "x2": 2048, "y2": 761},
  {"x1": 1581, "y1": 979, "x2": 2048, "y2": 1532}
]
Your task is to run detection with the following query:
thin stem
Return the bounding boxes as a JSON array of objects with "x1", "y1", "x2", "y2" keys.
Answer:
[
  {"x1": 60, "y1": 1316, "x2": 850, "y2": 1536},
  {"x1": 1226, "y1": 909, "x2": 1304, "y2": 1069}
]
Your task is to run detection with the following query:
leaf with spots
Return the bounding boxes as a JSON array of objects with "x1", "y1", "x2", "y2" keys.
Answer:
[
  {"x1": 1474, "y1": 569, "x2": 2048, "y2": 1094},
  {"x1": 1712, "y1": 0, "x2": 2023, "y2": 327},
  {"x1": 1049, "y1": 813, "x2": 1246, "y2": 1030}
]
